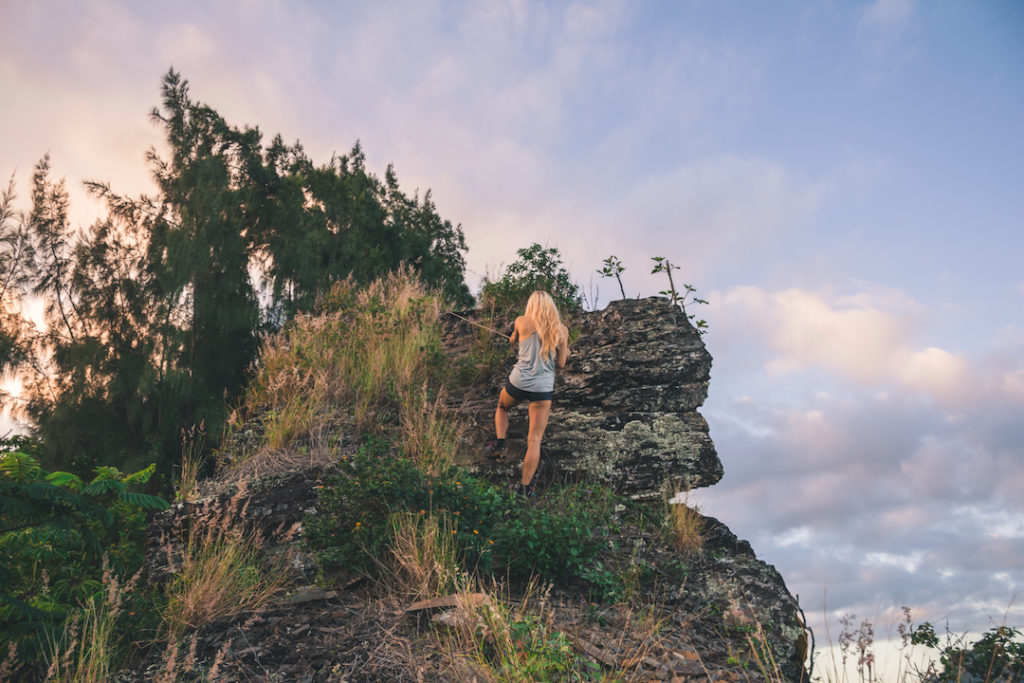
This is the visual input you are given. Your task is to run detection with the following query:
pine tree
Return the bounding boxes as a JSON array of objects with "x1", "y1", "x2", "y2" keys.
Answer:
[
  {"x1": 0, "y1": 175, "x2": 35, "y2": 377},
  {"x1": 15, "y1": 68, "x2": 472, "y2": 479}
]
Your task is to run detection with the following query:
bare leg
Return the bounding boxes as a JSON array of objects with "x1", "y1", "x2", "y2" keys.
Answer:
[
  {"x1": 522, "y1": 400, "x2": 552, "y2": 485},
  {"x1": 495, "y1": 388, "x2": 519, "y2": 439}
]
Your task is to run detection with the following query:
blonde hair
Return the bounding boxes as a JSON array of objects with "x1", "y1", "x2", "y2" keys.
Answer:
[{"x1": 524, "y1": 291, "x2": 561, "y2": 360}]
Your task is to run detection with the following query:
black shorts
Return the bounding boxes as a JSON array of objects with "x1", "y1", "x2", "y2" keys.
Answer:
[{"x1": 504, "y1": 379, "x2": 554, "y2": 402}]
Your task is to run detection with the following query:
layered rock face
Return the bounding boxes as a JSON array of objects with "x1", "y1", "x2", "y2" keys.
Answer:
[
  {"x1": 442, "y1": 297, "x2": 722, "y2": 498},
  {"x1": 131, "y1": 297, "x2": 809, "y2": 681}
]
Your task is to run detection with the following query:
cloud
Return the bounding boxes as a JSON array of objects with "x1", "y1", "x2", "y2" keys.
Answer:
[
  {"x1": 702, "y1": 380, "x2": 1024, "y2": 635},
  {"x1": 708, "y1": 284, "x2": 1024, "y2": 416},
  {"x1": 700, "y1": 285, "x2": 1024, "y2": 633},
  {"x1": 897, "y1": 347, "x2": 971, "y2": 404},
  {"x1": 856, "y1": 0, "x2": 917, "y2": 60},
  {"x1": 155, "y1": 23, "x2": 217, "y2": 63},
  {"x1": 715, "y1": 284, "x2": 924, "y2": 379},
  {"x1": 1004, "y1": 370, "x2": 1024, "y2": 400}
]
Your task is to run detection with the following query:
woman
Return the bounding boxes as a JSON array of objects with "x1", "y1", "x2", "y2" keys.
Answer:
[{"x1": 487, "y1": 291, "x2": 570, "y2": 497}]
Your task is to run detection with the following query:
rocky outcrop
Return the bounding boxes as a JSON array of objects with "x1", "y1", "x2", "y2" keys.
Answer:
[
  {"x1": 128, "y1": 297, "x2": 809, "y2": 682},
  {"x1": 143, "y1": 468, "x2": 327, "y2": 586},
  {"x1": 442, "y1": 297, "x2": 722, "y2": 499},
  {"x1": 671, "y1": 515, "x2": 810, "y2": 682}
]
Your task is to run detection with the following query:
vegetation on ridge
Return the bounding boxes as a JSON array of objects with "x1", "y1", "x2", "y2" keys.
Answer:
[
  {"x1": 0, "y1": 68, "x2": 472, "y2": 485},
  {"x1": 0, "y1": 66, "x2": 1017, "y2": 682}
]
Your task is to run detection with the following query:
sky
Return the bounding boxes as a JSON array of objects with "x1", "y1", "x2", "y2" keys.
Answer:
[{"x1": 2, "y1": 0, "x2": 1022, "y2": 654}]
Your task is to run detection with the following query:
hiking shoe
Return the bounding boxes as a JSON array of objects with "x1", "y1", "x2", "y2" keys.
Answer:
[
  {"x1": 517, "y1": 479, "x2": 536, "y2": 498},
  {"x1": 484, "y1": 439, "x2": 506, "y2": 459}
]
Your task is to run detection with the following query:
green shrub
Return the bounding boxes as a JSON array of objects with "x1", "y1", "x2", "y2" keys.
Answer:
[
  {"x1": 491, "y1": 485, "x2": 616, "y2": 584},
  {"x1": 304, "y1": 437, "x2": 510, "y2": 575},
  {"x1": 912, "y1": 623, "x2": 1024, "y2": 682},
  {"x1": 305, "y1": 438, "x2": 620, "y2": 594},
  {"x1": 0, "y1": 438, "x2": 167, "y2": 676},
  {"x1": 480, "y1": 243, "x2": 582, "y2": 314}
]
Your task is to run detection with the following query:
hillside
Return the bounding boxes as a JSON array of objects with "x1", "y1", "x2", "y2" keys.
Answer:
[{"x1": 122, "y1": 273, "x2": 810, "y2": 682}]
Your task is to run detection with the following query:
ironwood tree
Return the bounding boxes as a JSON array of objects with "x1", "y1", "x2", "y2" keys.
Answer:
[{"x1": 3, "y1": 69, "x2": 472, "y2": 481}]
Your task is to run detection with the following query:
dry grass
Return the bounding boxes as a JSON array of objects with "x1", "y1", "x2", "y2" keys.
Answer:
[
  {"x1": 399, "y1": 384, "x2": 462, "y2": 476},
  {"x1": 386, "y1": 511, "x2": 460, "y2": 602},
  {"x1": 44, "y1": 559, "x2": 141, "y2": 683},
  {"x1": 160, "y1": 486, "x2": 293, "y2": 641},
  {"x1": 742, "y1": 619, "x2": 790, "y2": 683},
  {"x1": 665, "y1": 486, "x2": 704, "y2": 557},
  {"x1": 226, "y1": 269, "x2": 453, "y2": 471},
  {"x1": 0, "y1": 643, "x2": 16, "y2": 680},
  {"x1": 174, "y1": 422, "x2": 206, "y2": 503},
  {"x1": 435, "y1": 577, "x2": 667, "y2": 682}
]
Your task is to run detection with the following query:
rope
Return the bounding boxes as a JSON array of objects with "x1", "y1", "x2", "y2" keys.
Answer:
[{"x1": 445, "y1": 311, "x2": 508, "y2": 337}]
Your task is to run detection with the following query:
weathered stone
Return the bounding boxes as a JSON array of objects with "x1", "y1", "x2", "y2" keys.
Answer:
[
  {"x1": 441, "y1": 297, "x2": 722, "y2": 499},
  {"x1": 143, "y1": 466, "x2": 329, "y2": 585},
  {"x1": 123, "y1": 296, "x2": 810, "y2": 682},
  {"x1": 668, "y1": 514, "x2": 810, "y2": 683}
]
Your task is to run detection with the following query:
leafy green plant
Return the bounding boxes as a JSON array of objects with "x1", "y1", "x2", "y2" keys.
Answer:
[
  {"x1": 492, "y1": 485, "x2": 616, "y2": 585},
  {"x1": 0, "y1": 440, "x2": 166, "y2": 676},
  {"x1": 650, "y1": 256, "x2": 708, "y2": 334},
  {"x1": 306, "y1": 437, "x2": 623, "y2": 596},
  {"x1": 481, "y1": 243, "x2": 582, "y2": 314},
  {"x1": 304, "y1": 437, "x2": 509, "y2": 576},
  {"x1": 597, "y1": 255, "x2": 627, "y2": 300},
  {"x1": 912, "y1": 622, "x2": 1024, "y2": 683}
]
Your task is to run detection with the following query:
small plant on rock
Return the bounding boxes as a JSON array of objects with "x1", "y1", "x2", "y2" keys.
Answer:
[
  {"x1": 651, "y1": 256, "x2": 708, "y2": 334},
  {"x1": 597, "y1": 255, "x2": 627, "y2": 300}
]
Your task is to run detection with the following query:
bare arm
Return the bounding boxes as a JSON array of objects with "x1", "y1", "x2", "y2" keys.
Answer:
[
  {"x1": 556, "y1": 324, "x2": 570, "y2": 368},
  {"x1": 510, "y1": 316, "x2": 523, "y2": 345}
]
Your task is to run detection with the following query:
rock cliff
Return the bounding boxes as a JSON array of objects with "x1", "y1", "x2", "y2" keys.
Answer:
[
  {"x1": 442, "y1": 297, "x2": 722, "y2": 498},
  {"x1": 130, "y1": 297, "x2": 809, "y2": 682}
]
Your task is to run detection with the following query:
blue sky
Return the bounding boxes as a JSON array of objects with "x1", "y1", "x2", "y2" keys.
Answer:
[{"x1": 2, "y1": 0, "x2": 1022, "y2": 644}]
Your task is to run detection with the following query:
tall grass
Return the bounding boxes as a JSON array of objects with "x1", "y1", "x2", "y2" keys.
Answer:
[
  {"x1": 386, "y1": 511, "x2": 460, "y2": 601},
  {"x1": 437, "y1": 577, "x2": 674, "y2": 682},
  {"x1": 174, "y1": 422, "x2": 206, "y2": 503},
  {"x1": 665, "y1": 485, "x2": 704, "y2": 557},
  {"x1": 44, "y1": 559, "x2": 141, "y2": 683},
  {"x1": 160, "y1": 487, "x2": 292, "y2": 641},
  {"x1": 441, "y1": 577, "x2": 600, "y2": 682},
  {"x1": 230, "y1": 269, "x2": 458, "y2": 471}
]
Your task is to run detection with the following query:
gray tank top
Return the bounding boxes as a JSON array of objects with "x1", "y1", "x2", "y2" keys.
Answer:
[{"x1": 508, "y1": 332, "x2": 555, "y2": 392}]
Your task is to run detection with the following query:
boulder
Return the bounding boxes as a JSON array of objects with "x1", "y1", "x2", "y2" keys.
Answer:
[{"x1": 442, "y1": 297, "x2": 722, "y2": 498}]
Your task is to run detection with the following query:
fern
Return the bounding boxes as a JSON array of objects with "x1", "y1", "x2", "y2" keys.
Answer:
[
  {"x1": 121, "y1": 463, "x2": 155, "y2": 485},
  {"x1": 0, "y1": 448, "x2": 168, "y2": 668},
  {"x1": 45, "y1": 471, "x2": 83, "y2": 490},
  {"x1": 118, "y1": 490, "x2": 169, "y2": 510},
  {"x1": 81, "y1": 478, "x2": 124, "y2": 496},
  {"x1": 0, "y1": 452, "x2": 41, "y2": 482}
]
